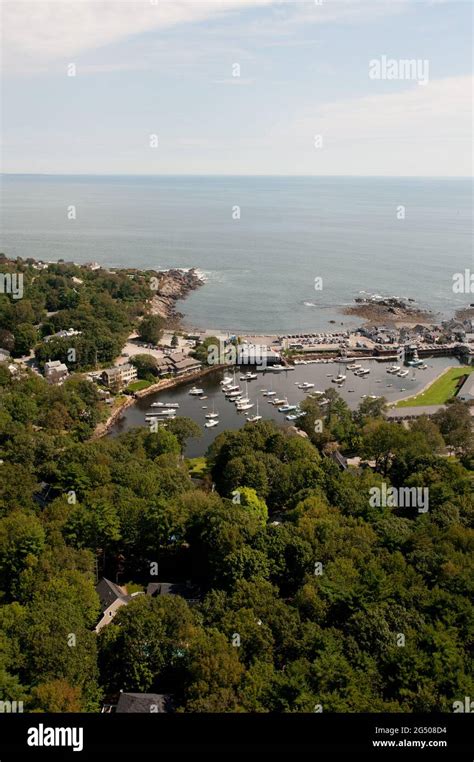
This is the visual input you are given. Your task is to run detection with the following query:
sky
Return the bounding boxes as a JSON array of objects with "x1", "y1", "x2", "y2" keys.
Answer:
[{"x1": 1, "y1": 0, "x2": 472, "y2": 176}]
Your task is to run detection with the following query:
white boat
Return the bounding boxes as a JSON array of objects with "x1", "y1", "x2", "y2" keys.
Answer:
[
  {"x1": 204, "y1": 419, "x2": 219, "y2": 428},
  {"x1": 398, "y1": 369, "x2": 409, "y2": 378},
  {"x1": 199, "y1": 396, "x2": 208, "y2": 400},
  {"x1": 298, "y1": 382, "x2": 315, "y2": 389},
  {"x1": 235, "y1": 382, "x2": 250, "y2": 406},
  {"x1": 205, "y1": 402, "x2": 219, "y2": 419},
  {"x1": 224, "y1": 385, "x2": 240, "y2": 394},
  {"x1": 226, "y1": 390, "x2": 242, "y2": 399},
  {"x1": 347, "y1": 363, "x2": 362, "y2": 371},
  {"x1": 263, "y1": 390, "x2": 276, "y2": 397},
  {"x1": 247, "y1": 401, "x2": 262, "y2": 422},
  {"x1": 220, "y1": 375, "x2": 233, "y2": 386},
  {"x1": 189, "y1": 386, "x2": 204, "y2": 395},
  {"x1": 332, "y1": 374, "x2": 346, "y2": 384},
  {"x1": 386, "y1": 365, "x2": 400, "y2": 374},
  {"x1": 236, "y1": 401, "x2": 254, "y2": 411},
  {"x1": 270, "y1": 364, "x2": 287, "y2": 372},
  {"x1": 272, "y1": 398, "x2": 287, "y2": 406},
  {"x1": 151, "y1": 402, "x2": 180, "y2": 408},
  {"x1": 240, "y1": 372, "x2": 257, "y2": 380}
]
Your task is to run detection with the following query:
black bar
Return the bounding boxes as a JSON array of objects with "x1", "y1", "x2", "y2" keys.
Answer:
[{"x1": 0, "y1": 713, "x2": 472, "y2": 759}]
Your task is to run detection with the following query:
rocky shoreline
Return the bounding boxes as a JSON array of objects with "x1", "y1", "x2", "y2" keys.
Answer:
[
  {"x1": 343, "y1": 295, "x2": 435, "y2": 327},
  {"x1": 150, "y1": 268, "x2": 204, "y2": 327}
]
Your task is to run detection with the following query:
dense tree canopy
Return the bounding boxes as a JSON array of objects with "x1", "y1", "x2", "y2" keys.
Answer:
[{"x1": 0, "y1": 372, "x2": 472, "y2": 713}]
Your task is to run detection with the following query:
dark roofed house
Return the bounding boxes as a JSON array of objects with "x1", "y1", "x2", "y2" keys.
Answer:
[
  {"x1": 116, "y1": 692, "x2": 174, "y2": 713},
  {"x1": 146, "y1": 581, "x2": 199, "y2": 603},
  {"x1": 96, "y1": 577, "x2": 128, "y2": 610},
  {"x1": 155, "y1": 357, "x2": 174, "y2": 376},
  {"x1": 95, "y1": 577, "x2": 138, "y2": 633},
  {"x1": 169, "y1": 355, "x2": 202, "y2": 376}
]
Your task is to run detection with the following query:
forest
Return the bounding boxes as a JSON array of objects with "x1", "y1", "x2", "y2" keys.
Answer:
[
  {"x1": 0, "y1": 358, "x2": 472, "y2": 713},
  {"x1": 0, "y1": 255, "x2": 153, "y2": 368}
]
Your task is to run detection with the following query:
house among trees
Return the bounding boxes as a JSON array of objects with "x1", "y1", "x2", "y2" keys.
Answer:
[
  {"x1": 102, "y1": 692, "x2": 174, "y2": 713},
  {"x1": 44, "y1": 359, "x2": 69, "y2": 385},
  {"x1": 95, "y1": 578, "x2": 136, "y2": 633},
  {"x1": 146, "y1": 581, "x2": 199, "y2": 603},
  {"x1": 95, "y1": 577, "x2": 198, "y2": 633}
]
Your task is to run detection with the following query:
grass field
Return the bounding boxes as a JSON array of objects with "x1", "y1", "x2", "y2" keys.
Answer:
[
  {"x1": 396, "y1": 366, "x2": 474, "y2": 407},
  {"x1": 127, "y1": 379, "x2": 152, "y2": 392}
]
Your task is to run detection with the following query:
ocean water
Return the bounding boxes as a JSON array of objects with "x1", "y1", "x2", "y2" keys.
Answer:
[{"x1": 0, "y1": 175, "x2": 472, "y2": 333}]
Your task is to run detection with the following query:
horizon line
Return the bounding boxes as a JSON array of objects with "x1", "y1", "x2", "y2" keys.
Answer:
[{"x1": 1, "y1": 173, "x2": 473, "y2": 180}]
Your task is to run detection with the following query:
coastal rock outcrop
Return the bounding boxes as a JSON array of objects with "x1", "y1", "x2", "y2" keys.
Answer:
[
  {"x1": 150, "y1": 268, "x2": 203, "y2": 324},
  {"x1": 343, "y1": 294, "x2": 434, "y2": 325}
]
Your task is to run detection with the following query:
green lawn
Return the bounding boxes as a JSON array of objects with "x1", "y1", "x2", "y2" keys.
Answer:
[
  {"x1": 396, "y1": 366, "x2": 474, "y2": 407},
  {"x1": 127, "y1": 379, "x2": 152, "y2": 392},
  {"x1": 186, "y1": 456, "x2": 208, "y2": 476}
]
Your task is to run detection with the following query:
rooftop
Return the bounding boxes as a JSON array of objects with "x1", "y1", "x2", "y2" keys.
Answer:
[{"x1": 116, "y1": 693, "x2": 174, "y2": 714}]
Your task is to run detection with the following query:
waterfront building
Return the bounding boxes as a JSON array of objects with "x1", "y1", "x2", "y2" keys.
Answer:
[
  {"x1": 457, "y1": 375, "x2": 474, "y2": 402},
  {"x1": 101, "y1": 363, "x2": 137, "y2": 391},
  {"x1": 171, "y1": 357, "x2": 202, "y2": 376}
]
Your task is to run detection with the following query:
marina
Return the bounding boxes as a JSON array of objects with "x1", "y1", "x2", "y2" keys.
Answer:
[{"x1": 107, "y1": 356, "x2": 460, "y2": 456}]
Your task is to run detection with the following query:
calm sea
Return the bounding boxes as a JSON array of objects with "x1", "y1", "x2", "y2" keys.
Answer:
[{"x1": 1, "y1": 175, "x2": 472, "y2": 333}]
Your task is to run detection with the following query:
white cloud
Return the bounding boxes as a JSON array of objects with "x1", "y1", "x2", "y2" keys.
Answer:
[
  {"x1": 2, "y1": 0, "x2": 416, "y2": 74},
  {"x1": 1, "y1": 0, "x2": 276, "y2": 70},
  {"x1": 285, "y1": 75, "x2": 473, "y2": 175}
]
